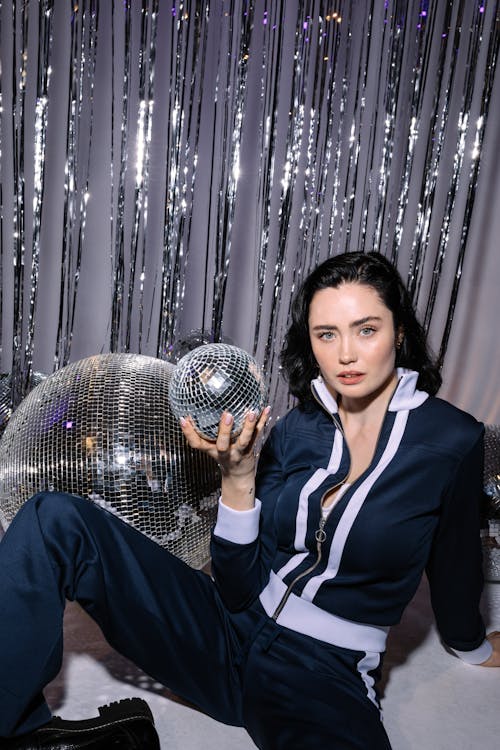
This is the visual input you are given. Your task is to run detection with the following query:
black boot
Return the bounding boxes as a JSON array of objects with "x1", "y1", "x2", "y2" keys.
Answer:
[{"x1": 0, "y1": 697, "x2": 161, "y2": 749}]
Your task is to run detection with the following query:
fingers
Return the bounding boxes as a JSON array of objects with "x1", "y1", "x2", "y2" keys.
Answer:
[
  {"x1": 235, "y1": 410, "x2": 258, "y2": 451},
  {"x1": 235, "y1": 405, "x2": 272, "y2": 450},
  {"x1": 179, "y1": 406, "x2": 271, "y2": 462},
  {"x1": 256, "y1": 405, "x2": 271, "y2": 432},
  {"x1": 179, "y1": 415, "x2": 197, "y2": 445},
  {"x1": 179, "y1": 416, "x2": 212, "y2": 452},
  {"x1": 215, "y1": 412, "x2": 235, "y2": 453}
]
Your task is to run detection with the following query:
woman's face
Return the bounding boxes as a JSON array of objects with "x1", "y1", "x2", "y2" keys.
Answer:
[{"x1": 308, "y1": 282, "x2": 400, "y2": 406}]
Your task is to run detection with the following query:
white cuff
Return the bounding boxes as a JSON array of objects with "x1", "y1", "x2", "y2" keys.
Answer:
[
  {"x1": 213, "y1": 497, "x2": 262, "y2": 544},
  {"x1": 451, "y1": 639, "x2": 493, "y2": 665}
]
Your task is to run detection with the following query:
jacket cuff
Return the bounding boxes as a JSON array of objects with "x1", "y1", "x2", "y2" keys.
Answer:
[
  {"x1": 451, "y1": 639, "x2": 493, "y2": 665},
  {"x1": 213, "y1": 497, "x2": 262, "y2": 544}
]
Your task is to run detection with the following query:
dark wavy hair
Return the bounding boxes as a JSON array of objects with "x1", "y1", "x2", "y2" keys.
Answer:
[{"x1": 280, "y1": 251, "x2": 441, "y2": 405}]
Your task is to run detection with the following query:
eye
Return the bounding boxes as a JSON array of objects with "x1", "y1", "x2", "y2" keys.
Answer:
[
  {"x1": 359, "y1": 326, "x2": 376, "y2": 336},
  {"x1": 318, "y1": 330, "x2": 335, "y2": 341}
]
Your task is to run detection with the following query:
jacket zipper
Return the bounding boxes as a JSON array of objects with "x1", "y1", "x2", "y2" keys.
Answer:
[
  {"x1": 271, "y1": 511, "x2": 328, "y2": 621},
  {"x1": 271, "y1": 380, "x2": 399, "y2": 621},
  {"x1": 271, "y1": 477, "x2": 347, "y2": 620}
]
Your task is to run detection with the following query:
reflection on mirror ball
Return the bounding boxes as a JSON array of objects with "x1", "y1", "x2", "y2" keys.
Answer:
[
  {"x1": 0, "y1": 374, "x2": 12, "y2": 437},
  {"x1": 168, "y1": 343, "x2": 267, "y2": 440},
  {"x1": 482, "y1": 424, "x2": 500, "y2": 582},
  {"x1": 0, "y1": 354, "x2": 221, "y2": 569},
  {"x1": 0, "y1": 371, "x2": 47, "y2": 438}
]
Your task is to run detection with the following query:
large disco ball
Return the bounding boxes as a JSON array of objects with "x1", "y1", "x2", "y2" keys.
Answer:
[
  {"x1": 0, "y1": 354, "x2": 221, "y2": 568},
  {"x1": 168, "y1": 344, "x2": 267, "y2": 440}
]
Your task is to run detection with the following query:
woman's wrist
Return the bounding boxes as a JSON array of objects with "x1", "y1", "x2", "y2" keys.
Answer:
[{"x1": 220, "y1": 473, "x2": 256, "y2": 510}]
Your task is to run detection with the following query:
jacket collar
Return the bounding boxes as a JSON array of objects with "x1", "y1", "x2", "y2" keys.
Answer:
[{"x1": 311, "y1": 368, "x2": 429, "y2": 415}]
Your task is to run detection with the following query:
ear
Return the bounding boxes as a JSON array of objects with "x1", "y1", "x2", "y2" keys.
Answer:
[{"x1": 395, "y1": 327, "x2": 404, "y2": 350}]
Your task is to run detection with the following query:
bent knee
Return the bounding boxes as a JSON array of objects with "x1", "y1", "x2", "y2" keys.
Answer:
[{"x1": 21, "y1": 491, "x2": 88, "y2": 526}]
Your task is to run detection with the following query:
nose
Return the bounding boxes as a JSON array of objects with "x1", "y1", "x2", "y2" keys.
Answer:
[{"x1": 338, "y1": 336, "x2": 357, "y2": 364}]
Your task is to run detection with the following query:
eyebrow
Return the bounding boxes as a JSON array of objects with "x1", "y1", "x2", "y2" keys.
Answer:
[{"x1": 311, "y1": 316, "x2": 383, "y2": 331}]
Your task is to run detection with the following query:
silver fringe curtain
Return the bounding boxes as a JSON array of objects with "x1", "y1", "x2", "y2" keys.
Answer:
[{"x1": 1, "y1": 0, "x2": 499, "y2": 423}]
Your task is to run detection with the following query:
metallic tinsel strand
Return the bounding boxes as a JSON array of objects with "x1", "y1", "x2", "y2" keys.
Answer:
[
  {"x1": 126, "y1": 0, "x2": 159, "y2": 352},
  {"x1": 110, "y1": 0, "x2": 132, "y2": 352},
  {"x1": 158, "y1": 1, "x2": 211, "y2": 359},
  {"x1": 65, "y1": 0, "x2": 100, "y2": 365},
  {"x1": 410, "y1": 0, "x2": 465, "y2": 308},
  {"x1": 327, "y1": 0, "x2": 354, "y2": 255},
  {"x1": 393, "y1": 0, "x2": 448, "y2": 275},
  {"x1": 53, "y1": 0, "x2": 99, "y2": 369},
  {"x1": 437, "y1": 1, "x2": 499, "y2": 366},
  {"x1": 0, "y1": 0, "x2": 5, "y2": 363},
  {"x1": 25, "y1": 0, "x2": 54, "y2": 384},
  {"x1": 262, "y1": 0, "x2": 307, "y2": 395},
  {"x1": 387, "y1": 0, "x2": 433, "y2": 266},
  {"x1": 211, "y1": 0, "x2": 254, "y2": 342},
  {"x1": 423, "y1": 0, "x2": 486, "y2": 335},
  {"x1": 10, "y1": 0, "x2": 29, "y2": 408},
  {"x1": 252, "y1": 0, "x2": 286, "y2": 356}
]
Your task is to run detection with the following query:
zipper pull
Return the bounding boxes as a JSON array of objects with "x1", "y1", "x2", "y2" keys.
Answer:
[{"x1": 315, "y1": 516, "x2": 327, "y2": 544}]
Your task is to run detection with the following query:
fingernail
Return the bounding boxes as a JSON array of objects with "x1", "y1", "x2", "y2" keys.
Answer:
[
  {"x1": 247, "y1": 410, "x2": 256, "y2": 421},
  {"x1": 180, "y1": 417, "x2": 187, "y2": 427},
  {"x1": 224, "y1": 413, "x2": 233, "y2": 425}
]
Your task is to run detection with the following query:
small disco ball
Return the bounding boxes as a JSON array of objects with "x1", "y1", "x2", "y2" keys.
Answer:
[
  {"x1": 169, "y1": 343, "x2": 267, "y2": 440},
  {"x1": 0, "y1": 354, "x2": 220, "y2": 568}
]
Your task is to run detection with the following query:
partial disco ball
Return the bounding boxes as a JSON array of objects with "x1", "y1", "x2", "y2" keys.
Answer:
[
  {"x1": 0, "y1": 374, "x2": 12, "y2": 435},
  {"x1": 168, "y1": 328, "x2": 234, "y2": 362},
  {"x1": 169, "y1": 343, "x2": 267, "y2": 440},
  {"x1": 0, "y1": 354, "x2": 221, "y2": 568},
  {"x1": 482, "y1": 424, "x2": 500, "y2": 582},
  {"x1": 484, "y1": 424, "x2": 500, "y2": 517},
  {"x1": 0, "y1": 371, "x2": 47, "y2": 438}
]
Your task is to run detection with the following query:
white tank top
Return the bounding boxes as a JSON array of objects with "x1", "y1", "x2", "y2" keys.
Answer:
[{"x1": 321, "y1": 482, "x2": 352, "y2": 520}]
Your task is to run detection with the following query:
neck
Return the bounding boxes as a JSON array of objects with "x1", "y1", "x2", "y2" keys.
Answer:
[{"x1": 338, "y1": 371, "x2": 399, "y2": 426}]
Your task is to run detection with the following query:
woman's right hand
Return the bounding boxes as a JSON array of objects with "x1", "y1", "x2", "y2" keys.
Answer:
[{"x1": 180, "y1": 406, "x2": 270, "y2": 510}]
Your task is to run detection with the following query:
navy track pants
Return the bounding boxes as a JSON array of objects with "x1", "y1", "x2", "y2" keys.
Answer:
[{"x1": 0, "y1": 493, "x2": 392, "y2": 749}]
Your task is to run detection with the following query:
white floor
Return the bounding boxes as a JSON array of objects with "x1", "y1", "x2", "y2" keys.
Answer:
[{"x1": 42, "y1": 577, "x2": 500, "y2": 750}]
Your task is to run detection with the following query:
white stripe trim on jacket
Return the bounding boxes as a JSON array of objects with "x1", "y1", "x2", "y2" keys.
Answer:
[{"x1": 259, "y1": 571, "x2": 389, "y2": 652}]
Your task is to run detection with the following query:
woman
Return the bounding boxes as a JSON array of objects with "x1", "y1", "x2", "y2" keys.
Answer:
[{"x1": 0, "y1": 252, "x2": 498, "y2": 749}]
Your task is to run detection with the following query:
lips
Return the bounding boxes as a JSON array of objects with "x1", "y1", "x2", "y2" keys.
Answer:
[{"x1": 337, "y1": 371, "x2": 365, "y2": 384}]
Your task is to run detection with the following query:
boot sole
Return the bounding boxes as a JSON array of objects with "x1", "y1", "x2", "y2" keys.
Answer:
[{"x1": 45, "y1": 697, "x2": 156, "y2": 732}]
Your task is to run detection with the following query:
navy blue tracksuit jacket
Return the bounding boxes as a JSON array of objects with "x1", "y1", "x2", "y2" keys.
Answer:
[{"x1": 212, "y1": 369, "x2": 488, "y2": 662}]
